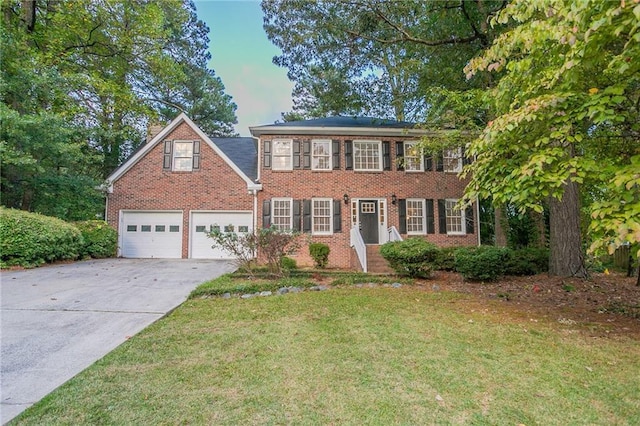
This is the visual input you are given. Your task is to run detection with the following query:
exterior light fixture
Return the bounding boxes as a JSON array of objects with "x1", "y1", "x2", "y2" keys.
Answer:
[
  {"x1": 343, "y1": 194, "x2": 349, "y2": 204},
  {"x1": 391, "y1": 194, "x2": 397, "y2": 205}
]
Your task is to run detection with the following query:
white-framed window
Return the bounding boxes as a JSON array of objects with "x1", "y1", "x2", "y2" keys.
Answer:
[
  {"x1": 354, "y1": 140, "x2": 382, "y2": 171},
  {"x1": 312, "y1": 198, "x2": 332, "y2": 235},
  {"x1": 312, "y1": 139, "x2": 332, "y2": 170},
  {"x1": 443, "y1": 148, "x2": 463, "y2": 173},
  {"x1": 445, "y1": 199, "x2": 465, "y2": 235},
  {"x1": 406, "y1": 199, "x2": 426, "y2": 234},
  {"x1": 173, "y1": 141, "x2": 194, "y2": 171},
  {"x1": 404, "y1": 142, "x2": 423, "y2": 172},
  {"x1": 272, "y1": 198, "x2": 293, "y2": 230},
  {"x1": 272, "y1": 139, "x2": 293, "y2": 170}
]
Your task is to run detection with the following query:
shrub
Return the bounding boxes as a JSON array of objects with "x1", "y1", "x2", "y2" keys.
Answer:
[
  {"x1": 75, "y1": 220, "x2": 117, "y2": 259},
  {"x1": 0, "y1": 207, "x2": 83, "y2": 268},
  {"x1": 280, "y1": 256, "x2": 298, "y2": 270},
  {"x1": 309, "y1": 243, "x2": 330, "y2": 268},
  {"x1": 454, "y1": 246, "x2": 511, "y2": 281},
  {"x1": 505, "y1": 247, "x2": 549, "y2": 275},
  {"x1": 434, "y1": 246, "x2": 457, "y2": 271},
  {"x1": 380, "y1": 238, "x2": 439, "y2": 278}
]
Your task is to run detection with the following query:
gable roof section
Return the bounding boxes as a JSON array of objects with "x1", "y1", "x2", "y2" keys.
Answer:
[
  {"x1": 106, "y1": 113, "x2": 260, "y2": 191},
  {"x1": 249, "y1": 115, "x2": 431, "y2": 137},
  {"x1": 212, "y1": 137, "x2": 258, "y2": 182}
]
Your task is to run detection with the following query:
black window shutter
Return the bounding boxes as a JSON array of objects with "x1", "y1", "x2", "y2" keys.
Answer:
[
  {"x1": 396, "y1": 141, "x2": 404, "y2": 171},
  {"x1": 425, "y1": 156, "x2": 433, "y2": 171},
  {"x1": 192, "y1": 140, "x2": 201, "y2": 170},
  {"x1": 383, "y1": 142, "x2": 391, "y2": 170},
  {"x1": 303, "y1": 140, "x2": 311, "y2": 169},
  {"x1": 345, "y1": 140, "x2": 353, "y2": 170},
  {"x1": 262, "y1": 200, "x2": 271, "y2": 228},
  {"x1": 426, "y1": 199, "x2": 435, "y2": 234},
  {"x1": 263, "y1": 140, "x2": 271, "y2": 169},
  {"x1": 293, "y1": 200, "x2": 302, "y2": 231},
  {"x1": 438, "y1": 199, "x2": 447, "y2": 234},
  {"x1": 436, "y1": 153, "x2": 444, "y2": 172},
  {"x1": 293, "y1": 140, "x2": 301, "y2": 169},
  {"x1": 398, "y1": 199, "x2": 407, "y2": 234},
  {"x1": 163, "y1": 140, "x2": 173, "y2": 170},
  {"x1": 332, "y1": 140, "x2": 340, "y2": 170},
  {"x1": 465, "y1": 204, "x2": 475, "y2": 234},
  {"x1": 303, "y1": 200, "x2": 312, "y2": 233},
  {"x1": 333, "y1": 200, "x2": 342, "y2": 232}
]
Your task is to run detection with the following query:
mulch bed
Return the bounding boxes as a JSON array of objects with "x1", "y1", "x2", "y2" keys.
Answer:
[{"x1": 414, "y1": 271, "x2": 640, "y2": 338}]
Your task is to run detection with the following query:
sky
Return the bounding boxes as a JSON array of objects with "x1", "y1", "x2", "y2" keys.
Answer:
[{"x1": 194, "y1": 0, "x2": 294, "y2": 136}]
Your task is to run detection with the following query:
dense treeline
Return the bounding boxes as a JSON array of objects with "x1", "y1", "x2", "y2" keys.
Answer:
[{"x1": 1, "y1": 0, "x2": 237, "y2": 221}]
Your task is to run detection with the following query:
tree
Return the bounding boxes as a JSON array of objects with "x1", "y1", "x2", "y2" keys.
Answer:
[
  {"x1": 262, "y1": 0, "x2": 506, "y2": 121},
  {"x1": 463, "y1": 0, "x2": 639, "y2": 277}
]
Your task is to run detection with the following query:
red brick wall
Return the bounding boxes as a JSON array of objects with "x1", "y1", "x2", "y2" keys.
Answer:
[
  {"x1": 107, "y1": 121, "x2": 253, "y2": 258},
  {"x1": 257, "y1": 134, "x2": 478, "y2": 268}
]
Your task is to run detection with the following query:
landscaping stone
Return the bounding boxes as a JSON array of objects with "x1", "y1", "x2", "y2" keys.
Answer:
[
  {"x1": 392, "y1": 283, "x2": 402, "y2": 288},
  {"x1": 259, "y1": 291, "x2": 272, "y2": 297},
  {"x1": 277, "y1": 287, "x2": 289, "y2": 295},
  {"x1": 289, "y1": 287, "x2": 303, "y2": 293},
  {"x1": 221, "y1": 293, "x2": 231, "y2": 299},
  {"x1": 309, "y1": 285, "x2": 329, "y2": 291},
  {"x1": 240, "y1": 293, "x2": 254, "y2": 299}
]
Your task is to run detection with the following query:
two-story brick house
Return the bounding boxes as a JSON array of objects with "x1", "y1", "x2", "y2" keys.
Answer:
[{"x1": 106, "y1": 113, "x2": 478, "y2": 271}]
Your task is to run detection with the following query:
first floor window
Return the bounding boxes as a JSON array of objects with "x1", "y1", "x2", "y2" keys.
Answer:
[
  {"x1": 272, "y1": 198, "x2": 292, "y2": 230},
  {"x1": 443, "y1": 148, "x2": 462, "y2": 173},
  {"x1": 445, "y1": 199, "x2": 465, "y2": 234},
  {"x1": 272, "y1": 139, "x2": 293, "y2": 170},
  {"x1": 406, "y1": 199, "x2": 426, "y2": 234},
  {"x1": 312, "y1": 198, "x2": 332, "y2": 234},
  {"x1": 312, "y1": 139, "x2": 331, "y2": 170}
]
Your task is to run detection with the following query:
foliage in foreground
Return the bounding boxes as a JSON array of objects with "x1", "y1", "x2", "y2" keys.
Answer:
[
  {"x1": 12, "y1": 288, "x2": 640, "y2": 425},
  {"x1": 0, "y1": 207, "x2": 83, "y2": 268},
  {"x1": 380, "y1": 238, "x2": 440, "y2": 278},
  {"x1": 75, "y1": 220, "x2": 118, "y2": 259}
]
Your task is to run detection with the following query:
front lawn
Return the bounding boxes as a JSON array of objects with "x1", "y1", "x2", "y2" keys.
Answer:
[{"x1": 11, "y1": 274, "x2": 640, "y2": 425}]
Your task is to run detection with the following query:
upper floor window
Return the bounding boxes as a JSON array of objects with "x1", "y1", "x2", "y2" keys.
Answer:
[
  {"x1": 404, "y1": 142, "x2": 423, "y2": 172},
  {"x1": 272, "y1": 198, "x2": 293, "y2": 230},
  {"x1": 353, "y1": 140, "x2": 382, "y2": 171},
  {"x1": 312, "y1": 139, "x2": 332, "y2": 170},
  {"x1": 312, "y1": 198, "x2": 332, "y2": 234},
  {"x1": 406, "y1": 199, "x2": 426, "y2": 234},
  {"x1": 443, "y1": 148, "x2": 462, "y2": 173},
  {"x1": 445, "y1": 199, "x2": 465, "y2": 234},
  {"x1": 272, "y1": 139, "x2": 293, "y2": 170},
  {"x1": 163, "y1": 140, "x2": 200, "y2": 171}
]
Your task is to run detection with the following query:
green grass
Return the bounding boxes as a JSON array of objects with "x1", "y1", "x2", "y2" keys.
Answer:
[{"x1": 11, "y1": 279, "x2": 640, "y2": 425}]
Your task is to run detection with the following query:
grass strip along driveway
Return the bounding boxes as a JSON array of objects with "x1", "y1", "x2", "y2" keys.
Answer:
[{"x1": 11, "y1": 273, "x2": 640, "y2": 425}]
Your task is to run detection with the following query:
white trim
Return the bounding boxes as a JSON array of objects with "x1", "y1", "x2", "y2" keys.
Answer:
[
  {"x1": 272, "y1": 197, "x2": 293, "y2": 230},
  {"x1": 404, "y1": 141, "x2": 424, "y2": 172},
  {"x1": 443, "y1": 147, "x2": 463, "y2": 174},
  {"x1": 445, "y1": 198, "x2": 466, "y2": 235},
  {"x1": 406, "y1": 198, "x2": 427, "y2": 235},
  {"x1": 350, "y1": 198, "x2": 388, "y2": 244},
  {"x1": 188, "y1": 210, "x2": 253, "y2": 259},
  {"x1": 249, "y1": 125, "x2": 449, "y2": 138},
  {"x1": 311, "y1": 139, "x2": 332, "y2": 171},
  {"x1": 118, "y1": 210, "x2": 183, "y2": 258},
  {"x1": 106, "y1": 113, "x2": 261, "y2": 191},
  {"x1": 271, "y1": 138, "x2": 294, "y2": 171}
]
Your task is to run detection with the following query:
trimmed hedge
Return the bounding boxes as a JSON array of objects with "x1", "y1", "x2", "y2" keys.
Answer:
[
  {"x1": 75, "y1": 220, "x2": 118, "y2": 259},
  {"x1": 0, "y1": 207, "x2": 84, "y2": 268},
  {"x1": 380, "y1": 238, "x2": 439, "y2": 278},
  {"x1": 454, "y1": 246, "x2": 511, "y2": 281},
  {"x1": 309, "y1": 242, "x2": 330, "y2": 268}
]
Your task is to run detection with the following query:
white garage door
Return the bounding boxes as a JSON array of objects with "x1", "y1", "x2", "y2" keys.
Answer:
[
  {"x1": 121, "y1": 211, "x2": 183, "y2": 258},
  {"x1": 190, "y1": 211, "x2": 253, "y2": 259}
]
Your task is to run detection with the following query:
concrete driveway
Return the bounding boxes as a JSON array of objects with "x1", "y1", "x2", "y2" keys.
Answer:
[{"x1": 1, "y1": 258, "x2": 235, "y2": 424}]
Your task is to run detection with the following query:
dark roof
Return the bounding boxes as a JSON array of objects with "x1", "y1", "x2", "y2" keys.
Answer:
[
  {"x1": 263, "y1": 116, "x2": 416, "y2": 129},
  {"x1": 212, "y1": 137, "x2": 258, "y2": 182}
]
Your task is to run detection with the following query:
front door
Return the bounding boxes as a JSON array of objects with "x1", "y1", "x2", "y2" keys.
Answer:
[{"x1": 359, "y1": 200, "x2": 379, "y2": 244}]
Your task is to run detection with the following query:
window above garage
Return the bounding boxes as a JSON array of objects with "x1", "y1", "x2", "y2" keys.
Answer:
[{"x1": 163, "y1": 140, "x2": 201, "y2": 171}]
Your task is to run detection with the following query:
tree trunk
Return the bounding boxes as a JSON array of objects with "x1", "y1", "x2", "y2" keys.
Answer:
[
  {"x1": 529, "y1": 209, "x2": 547, "y2": 248},
  {"x1": 494, "y1": 204, "x2": 508, "y2": 247},
  {"x1": 548, "y1": 180, "x2": 588, "y2": 278}
]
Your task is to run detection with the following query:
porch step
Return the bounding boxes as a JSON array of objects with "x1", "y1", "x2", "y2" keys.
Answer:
[{"x1": 366, "y1": 245, "x2": 395, "y2": 274}]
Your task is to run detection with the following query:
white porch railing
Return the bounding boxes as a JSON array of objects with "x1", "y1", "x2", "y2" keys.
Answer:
[
  {"x1": 388, "y1": 226, "x2": 403, "y2": 242},
  {"x1": 350, "y1": 225, "x2": 367, "y2": 272}
]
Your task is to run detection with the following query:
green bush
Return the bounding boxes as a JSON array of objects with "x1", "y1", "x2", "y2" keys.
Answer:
[
  {"x1": 280, "y1": 256, "x2": 298, "y2": 270},
  {"x1": 309, "y1": 242, "x2": 330, "y2": 268},
  {"x1": 434, "y1": 246, "x2": 458, "y2": 271},
  {"x1": 0, "y1": 207, "x2": 83, "y2": 268},
  {"x1": 505, "y1": 247, "x2": 549, "y2": 275},
  {"x1": 75, "y1": 220, "x2": 118, "y2": 259},
  {"x1": 380, "y1": 238, "x2": 439, "y2": 278},
  {"x1": 454, "y1": 246, "x2": 511, "y2": 281}
]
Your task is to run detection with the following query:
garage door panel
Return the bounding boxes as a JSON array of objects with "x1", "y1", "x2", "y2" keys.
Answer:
[
  {"x1": 191, "y1": 212, "x2": 252, "y2": 259},
  {"x1": 121, "y1": 212, "x2": 182, "y2": 258}
]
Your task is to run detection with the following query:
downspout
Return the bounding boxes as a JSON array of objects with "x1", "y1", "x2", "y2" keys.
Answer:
[{"x1": 476, "y1": 196, "x2": 481, "y2": 246}]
